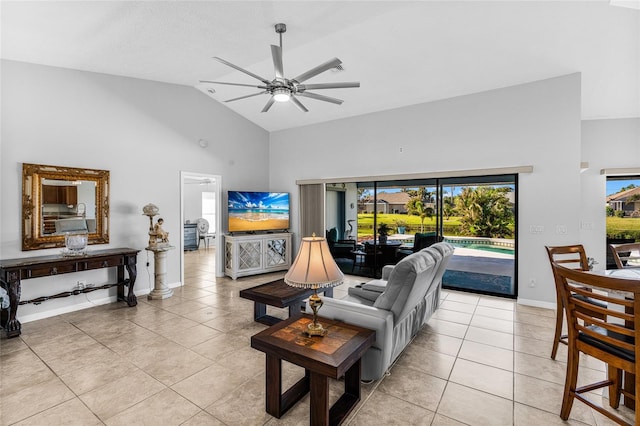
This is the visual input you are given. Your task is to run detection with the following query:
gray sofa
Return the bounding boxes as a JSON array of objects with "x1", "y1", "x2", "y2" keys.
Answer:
[{"x1": 308, "y1": 242, "x2": 454, "y2": 381}]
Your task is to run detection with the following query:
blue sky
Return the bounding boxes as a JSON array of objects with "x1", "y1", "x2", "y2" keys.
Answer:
[{"x1": 607, "y1": 178, "x2": 640, "y2": 197}]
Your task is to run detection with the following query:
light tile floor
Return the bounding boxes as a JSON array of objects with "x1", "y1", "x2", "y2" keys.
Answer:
[{"x1": 0, "y1": 249, "x2": 635, "y2": 425}]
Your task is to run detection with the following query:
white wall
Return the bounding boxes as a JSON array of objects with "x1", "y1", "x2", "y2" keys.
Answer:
[
  {"x1": 0, "y1": 60, "x2": 269, "y2": 321},
  {"x1": 183, "y1": 183, "x2": 204, "y2": 224},
  {"x1": 580, "y1": 118, "x2": 640, "y2": 265},
  {"x1": 270, "y1": 73, "x2": 583, "y2": 307}
]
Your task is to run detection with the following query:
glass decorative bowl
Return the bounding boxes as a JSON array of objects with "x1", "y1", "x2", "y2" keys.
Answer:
[{"x1": 63, "y1": 232, "x2": 88, "y2": 256}]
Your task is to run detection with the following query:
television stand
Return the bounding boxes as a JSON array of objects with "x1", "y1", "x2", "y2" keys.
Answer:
[{"x1": 224, "y1": 233, "x2": 292, "y2": 279}]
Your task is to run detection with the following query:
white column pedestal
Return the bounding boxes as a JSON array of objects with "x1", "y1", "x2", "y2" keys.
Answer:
[{"x1": 146, "y1": 245, "x2": 174, "y2": 300}]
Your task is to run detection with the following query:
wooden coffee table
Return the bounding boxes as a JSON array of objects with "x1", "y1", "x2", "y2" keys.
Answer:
[
  {"x1": 251, "y1": 314, "x2": 375, "y2": 426},
  {"x1": 239, "y1": 279, "x2": 333, "y2": 326}
]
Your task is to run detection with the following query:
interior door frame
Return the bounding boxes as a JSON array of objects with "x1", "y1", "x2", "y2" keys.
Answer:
[{"x1": 180, "y1": 171, "x2": 223, "y2": 286}]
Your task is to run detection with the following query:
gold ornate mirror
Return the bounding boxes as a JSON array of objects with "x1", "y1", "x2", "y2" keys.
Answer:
[{"x1": 22, "y1": 163, "x2": 109, "y2": 250}]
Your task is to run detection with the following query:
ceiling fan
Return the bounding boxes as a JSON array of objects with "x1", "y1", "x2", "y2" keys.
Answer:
[{"x1": 200, "y1": 23, "x2": 360, "y2": 113}]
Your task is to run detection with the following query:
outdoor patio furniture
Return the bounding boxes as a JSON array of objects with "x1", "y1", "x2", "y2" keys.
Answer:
[
  {"x1": 396, "y1": 232, "x2": 440, "y2": 260},
  {"x1": 609, "y1": 242, "x2": 640, "y2": 269},
  {"x1": 326, "y1": 227, "x2": 356, "y2": 260}
]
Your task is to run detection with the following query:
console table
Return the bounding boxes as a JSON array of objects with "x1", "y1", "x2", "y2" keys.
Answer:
[{"x1": 0, "y1": 248, "x2": 139, "y2": 338}]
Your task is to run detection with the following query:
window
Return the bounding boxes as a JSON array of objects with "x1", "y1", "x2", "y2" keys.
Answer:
[
  {"x1": 605, "y1": 175, "x2": 640, "y2": 267},
  {"x1": 202, "y1": 191, "x2": 215, "y2": 233}
]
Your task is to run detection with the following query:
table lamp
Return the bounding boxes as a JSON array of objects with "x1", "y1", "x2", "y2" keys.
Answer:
[{"x1": 284, "y1": 234, "x2": 344, "y2": 336}]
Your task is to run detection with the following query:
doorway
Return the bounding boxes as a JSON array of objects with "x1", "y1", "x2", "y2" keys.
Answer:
[{"x1": 180, "y1": 171, "x2": 223, "y2": 286}]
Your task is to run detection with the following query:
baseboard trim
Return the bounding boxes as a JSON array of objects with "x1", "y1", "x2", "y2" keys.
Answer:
[
  {"x1": 18, "y1": 281, "x2": 183, "y2": 324},
  {"x1": 516, "y1": 298, "x2": 556, "y2": 311}
]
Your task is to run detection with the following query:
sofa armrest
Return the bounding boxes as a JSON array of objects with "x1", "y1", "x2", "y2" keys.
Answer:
[
  {"x1": 347, "y1": 286, "x2": 382, "y2": 303},
  {"x1": 309, "y1": 297, "x2": 393, "y2": 350},
  {"x1": 361, "y1": 279, "x2": 387, "y2": 293},
  {"x1": 381, "y1": 265, "x2": 394, "y2": 280}
]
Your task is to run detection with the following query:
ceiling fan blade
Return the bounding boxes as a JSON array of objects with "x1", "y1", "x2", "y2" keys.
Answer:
[
  {"x1": 224, "y1": 91, "x2": 267, "y2": 103},
  {"x1": 292, "y1": 58, "x2": 342, "y2": 83},
  {"x1": 271, "y1": 45, "x2": 284, "y2": 80},
  {"x1": 297, "y1": 91, "x2": 344, "y2": 105},
  {"x1": 213, "y1": 56, "x2": 271, "y2": 85},
  {"x1": 290, "y1": 95, "x2": 309, "y2": 112},
  {"x1": 199, "y1": 80, "x2": 267, "y2": 89},
  {"x1": 297, "y1": 82, "x2": 360, "y2": 91},
  {"x1": 261, "y1": 96, "x2": 276, "y2": 113}
]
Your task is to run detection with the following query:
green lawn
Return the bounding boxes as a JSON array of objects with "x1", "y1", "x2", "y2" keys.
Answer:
[
  {"x1": 356, "y1": 213, "x2": 464, "y2": 239},
  {"x1": 354, "y1": 213, "x2": 640, "y2": 241},
  {"x1": 606, "y1": 216, "x2": 640, "y2": 240}
]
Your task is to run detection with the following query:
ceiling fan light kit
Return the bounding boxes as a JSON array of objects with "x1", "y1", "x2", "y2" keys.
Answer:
[{"x1": 200, "y1": 23, "x2": 360, "y2": 113}]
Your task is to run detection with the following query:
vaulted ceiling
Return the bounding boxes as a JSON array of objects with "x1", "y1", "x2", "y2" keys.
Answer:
[{"x1": 2, "y1": 1, "x2": 638, "y2": 132}]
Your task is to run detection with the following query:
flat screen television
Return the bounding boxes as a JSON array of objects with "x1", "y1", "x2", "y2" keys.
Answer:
[{"x1": 227, "y1": 191, "x2": 290, "y2": 233}]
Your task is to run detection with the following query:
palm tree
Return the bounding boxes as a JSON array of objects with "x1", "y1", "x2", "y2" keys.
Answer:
[{"x1": 406, "y1": 187, "x2": 434, "y2": 232}]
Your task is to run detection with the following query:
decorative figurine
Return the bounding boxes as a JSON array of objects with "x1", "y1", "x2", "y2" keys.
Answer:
[
  {"x1": 143, "y1": 203, "x2": 169, "y2": 248},
  {"x1": 153, "y1": 218, "x2": 169, "y2": 243}
]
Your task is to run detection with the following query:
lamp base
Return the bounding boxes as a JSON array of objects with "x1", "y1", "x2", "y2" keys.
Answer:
[{"x1": 305, "y1": 321, "x2": 327, "y2": 337}]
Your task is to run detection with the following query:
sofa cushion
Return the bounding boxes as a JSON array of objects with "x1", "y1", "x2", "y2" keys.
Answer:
[{"x1": 373, "y1": 251, "x2": 437, "y2": 321}]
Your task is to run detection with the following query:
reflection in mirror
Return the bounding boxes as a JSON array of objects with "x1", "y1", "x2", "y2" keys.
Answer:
[
  {"x1": 22, "y1": 163, "x2": 109, "y2": 251},
  {"x1": 41, "y1": 179, "x2": 97, "y2": 235}
]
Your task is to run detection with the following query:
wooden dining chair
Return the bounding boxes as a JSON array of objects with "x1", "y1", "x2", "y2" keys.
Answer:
[
  {"x1": 551, "y1": 262, "x2": 639, "y2": 425},
  {"x1": 609, "y1": 242, "x2": 640, "y2": 269},
  {"x1": 545, "y1": 245, "x2": 606, "y2": 360}
]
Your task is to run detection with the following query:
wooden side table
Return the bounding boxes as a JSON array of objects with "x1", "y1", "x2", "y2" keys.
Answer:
[
  {"x1": 251, "y1": 314, "x2": 375, "y2": 426},
  {"x1": 240, "y1": 279, "x2": 333, "y2": 325}
]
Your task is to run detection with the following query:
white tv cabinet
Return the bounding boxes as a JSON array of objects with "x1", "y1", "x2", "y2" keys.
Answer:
[{"x1": 224, "y1": 233, "x2": 292, "y2": 279}]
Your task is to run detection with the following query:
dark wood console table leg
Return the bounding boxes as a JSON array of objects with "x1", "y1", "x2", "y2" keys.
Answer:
[
  {"x1": 117, "y1": 258, "x2": 137, "y2": 307},
  {"x1": 125, "y1": 259, "x2": 137, "y2": 306},
  {"x1": 6, "y1": 278, "x2": 22, "y2": 338}
]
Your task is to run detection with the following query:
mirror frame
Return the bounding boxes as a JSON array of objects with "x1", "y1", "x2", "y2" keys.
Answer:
[{"x1": 22, "y1": 163, "x2": 110, "y2": 251}]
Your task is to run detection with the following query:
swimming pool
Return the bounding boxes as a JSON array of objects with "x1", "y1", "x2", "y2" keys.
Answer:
[
  {"x1": 444, "y1": 237, "x2": 515, "y2": 255},
  {"x1": 460, "y1": 243, "x2": 515, "y2": 255}
]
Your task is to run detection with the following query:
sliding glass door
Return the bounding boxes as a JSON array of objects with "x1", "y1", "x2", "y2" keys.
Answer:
[
  {"x1": 438, "y1": 175, "x2": 517, "y2": 297},
  {"x1": 331, "y1": 174, "x2": 517, "y2": 297}
]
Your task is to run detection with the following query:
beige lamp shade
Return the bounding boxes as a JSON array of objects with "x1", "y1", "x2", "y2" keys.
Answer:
[{"x1": 284, "y1": 235, "x2": 344, "y2": 289}]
